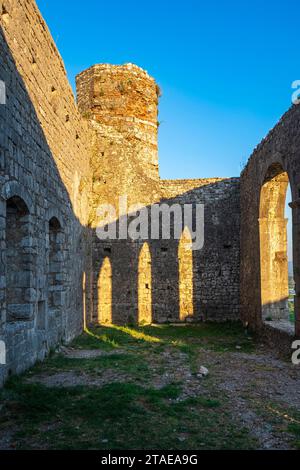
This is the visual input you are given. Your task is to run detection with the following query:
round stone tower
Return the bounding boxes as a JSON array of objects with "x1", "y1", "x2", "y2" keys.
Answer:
[{"x1": 76, "y1": 63, "x2": 161, "y2": 220}]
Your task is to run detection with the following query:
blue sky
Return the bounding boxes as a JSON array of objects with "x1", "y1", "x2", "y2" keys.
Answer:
[
  {"x1": 37, "y1": 0, "x2": 298, "y2": 257},
  {"x1": 36, "y1": 0, "x2": 299, "y2": 179}
]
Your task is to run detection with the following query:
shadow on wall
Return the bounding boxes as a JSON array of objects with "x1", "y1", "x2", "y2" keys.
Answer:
[
  {"x1": 92, "y1": 179, "x2": 240, "y2": 327},
  {"x1": 0, "y1": 26, "x2": 91, "y2": 382},
  {"x1": 0, "y1": 24, "x2": 240, "y2": 383},
  {"x1": 96, "y1": 229, "x2": 194, "y2": 327}
]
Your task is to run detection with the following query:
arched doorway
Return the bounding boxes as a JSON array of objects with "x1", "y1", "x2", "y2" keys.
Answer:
[
  {"x1": 259, "y1": 163, "x2": 294, "y2": 331},
  {"x1": 138, "y1": 243, "x2": 152, "y2": 325},
  {"x1": 178, "y1": 226, "x2": 194, "y2": 321},
  {"x1": 98, "y1": 257, "x2": 112, "y2": 324},
  {"x1": 6, "y1": 196, "x2": 32, "y2": 322}
]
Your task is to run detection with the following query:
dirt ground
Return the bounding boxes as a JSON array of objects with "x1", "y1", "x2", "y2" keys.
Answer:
[{"x1": 0, "y1": 323, "x2": 299, "y2": 450}]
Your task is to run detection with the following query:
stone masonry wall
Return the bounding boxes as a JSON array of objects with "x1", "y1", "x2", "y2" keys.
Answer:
[
  {"x1": 0, "y1": 0, "x2": 261, "y2": 384},
  {"x1": 77, "y1": 64, "x2": 162, "y2": 326},
  {"x1": 159, "y1": 178, "x2": 240, "y2": 322},
  {"x1": 89, "y1": 177, "x2": 241, "y2": 326},
  {"x1": 0, "y1": 0, "x2": 93, "y2": 386},
  {"x1": 76, "y1": 65, "x2": 241, "y2": 325},
  {"x1": 76, "y1": 64, "x2": 160, "y2": 216},
  {"x1": 240, "y1": 103, "x2": 300, "y2": 339}
]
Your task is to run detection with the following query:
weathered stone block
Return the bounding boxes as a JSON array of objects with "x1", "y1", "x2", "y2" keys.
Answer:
[{"x1": 7, "y1": 303, "x2": 34, "y2": 321}]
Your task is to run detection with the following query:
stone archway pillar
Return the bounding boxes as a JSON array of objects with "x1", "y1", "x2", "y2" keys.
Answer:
[
  {"x1": 289, "y1": 199, "x2": 300, "y2": 337},
  {"x1": 259, "y1": 217, "x2": 289, "y2": 321}
]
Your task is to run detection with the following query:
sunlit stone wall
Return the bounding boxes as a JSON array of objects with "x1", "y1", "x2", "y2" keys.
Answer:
[
  {"x1": 240, "y1": 104, "x2": 300, "y2": 341},
  {"x1": 0, "y1": 0, "x2": 244, "y2": 386},
  {"x1": 77, "y1": 65, "x2": 241, "y2": 325}
]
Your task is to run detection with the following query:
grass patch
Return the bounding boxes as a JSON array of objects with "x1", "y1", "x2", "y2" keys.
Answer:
[
  {"x1": 27, "y1": 352, "x2": 149, "y2": 379},
  {"x1": 288, "y1": 423, "x2": 300, "y2": 448},
  {"x1": 40, "y1": 353, "x2": 133, "y2": 370},
  {"x1": 254, "y1": 401, "x2": 300, "y2": 449},
  {"x1": 75, "y1": 322, "x2": 255, "y2": 354},
  {"x1": 72, "y1": 323, "x2": 254, "y2": 377},
  {"x1": 0, "y1": 323, "x2": 261, "y2": 450},
  {"x1": 0, "y1": 379, "x2": 256, "y2": 450}
]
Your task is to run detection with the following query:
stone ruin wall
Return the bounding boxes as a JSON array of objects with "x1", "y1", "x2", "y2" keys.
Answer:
[
  {"x1": 240, "y1": 103, "x2": 300, "y2": 343},
  {"x1": 3, "y1": 0, "x2": 299, "y2": 384},
  {"x1": 0, "y1": 0, "x2": 93, "y2": 385},
  {"x1": 76, "y1": 64, "x2": 162, "y2": 326},
  {"x1": 76, "y1": 63, "x2": 161, "y2": 212},
  {"x1": 160, "y1": 178, "x2": 240, "y2": 323},
  {"x1": 76, "y1": 66, "x2": 241, "y2": 325}
]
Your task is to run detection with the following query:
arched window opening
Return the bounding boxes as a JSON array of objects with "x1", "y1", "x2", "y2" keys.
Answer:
[
  {"x1": 48, "y1": 217, "x2": 64, "y2": 315},
  {"x1": 6, "y1": 196, "x2": 32, "y2": 322},
  {"x1": 138, "y1": 243, "x2": 152, "y2": 325},
  {"x1": 98, "y1": 257, "x2": 112, "y2": 325},
  {"x1": 259, "y1": 163, "x2": 294, "y2": 333},
  {"x1": 178, "y1": 226, "x2": 194, "y2": 321}
]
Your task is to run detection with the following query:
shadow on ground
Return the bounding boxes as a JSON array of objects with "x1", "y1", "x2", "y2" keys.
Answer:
[{"x1": 0, "y1": 322, "x2": 299, "y2": 450}]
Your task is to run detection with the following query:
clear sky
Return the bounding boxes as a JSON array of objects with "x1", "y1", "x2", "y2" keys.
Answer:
[{"x1": 37, "y1": 0, "x2": 298, "y2": 257}]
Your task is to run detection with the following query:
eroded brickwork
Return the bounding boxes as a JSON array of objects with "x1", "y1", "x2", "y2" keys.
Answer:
[{"x1": 76, "y1": 63, "x2": 160, "y2": 215}]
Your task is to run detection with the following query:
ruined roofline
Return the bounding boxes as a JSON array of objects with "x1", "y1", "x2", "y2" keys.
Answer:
[
  {"x1": 30, "y1": 0, "x2": 72, "y2": 90},
  {"x1": 240, "y1": 103, "x2": 299, "y2": 178},
  {"x1": 160, "y1": 177, "x2": 240, "y2": 184},
  {"x1": 76, "y1": 63, "x2": 156, "y2": 83}
]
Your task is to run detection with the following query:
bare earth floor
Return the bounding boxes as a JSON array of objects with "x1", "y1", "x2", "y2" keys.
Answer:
[{"x1": 0, "y1": 323, "x2": 299, "y2": 450}]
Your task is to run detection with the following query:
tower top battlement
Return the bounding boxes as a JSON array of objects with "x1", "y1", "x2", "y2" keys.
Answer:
[
  {"x1": 76, "y1": 63, "x2": 159, "y2": 126},
  {"x1": 76, "y1": 63, "x2": 160, "y2": 184}
]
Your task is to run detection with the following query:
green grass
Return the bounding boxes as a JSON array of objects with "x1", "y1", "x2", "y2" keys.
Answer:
[
  {"x1": 74, "y1": 322, "x2": 254, "y2": 354},
  {"x1": 27, "y1": 352, "x2": 149, "y2": 379},
  {"x1": 288, "y1": 275, "x2": 295, "y2": 323},
  {"x1": 253, "y1": 401, "x2": 300, "y2": 449},
  {"x1": 72, "y1": 323, "x2": 254, "y2": 377},
  {"x1": 0, "y1": 379, "x2": 256, "y2": 450},
  {"x1": 289, "y1": 303, "x2": 295, "y2": 323},
  {"x1": 288, "y1": 423, "x2": 300, "y2": 448},
  {"x1": 0, "y1": 322, "x2": 261, "y2": 450}
]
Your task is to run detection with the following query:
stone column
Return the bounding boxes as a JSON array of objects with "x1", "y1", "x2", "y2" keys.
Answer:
[{"x1": 259, "y1": 217, "x2": 289, "y2": 321}]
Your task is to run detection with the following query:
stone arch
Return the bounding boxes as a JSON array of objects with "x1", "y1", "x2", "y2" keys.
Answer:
[
  {"x1": 178, "y1": 226, "x2": 194, "y2": 321},
  {"x1": 259, "y1": 162, "x2": 292, "y2": 327},
  {"x1": 138, "y1": 242, "x2": 152, "y2": 325},
  {"x1": 45, "y1": 207, "x2": 66, "y2": 232},
  {"x1": 1, "y1": 181, "x2": 34, "y2": 215},
  {"x1": 6, "y1": 195, "x2": 35, "y2": 322},
  {"x1": 98, "y1": 257, "x2": 112, "y2": 325},
  {"x1": 47, "y1": 216, "x2": 65, "y2": 321}
]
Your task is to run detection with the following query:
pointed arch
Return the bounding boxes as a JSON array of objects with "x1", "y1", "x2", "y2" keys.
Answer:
[
  {"x1": 178, "y1": 226, "x2": 194, "y2": 321},
  {"x1": 138, "y1": 243, "x2": 152, "y2": 325},
  {"x1": 98, "y1": 257, "x2": 112, "y2": 325}
]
